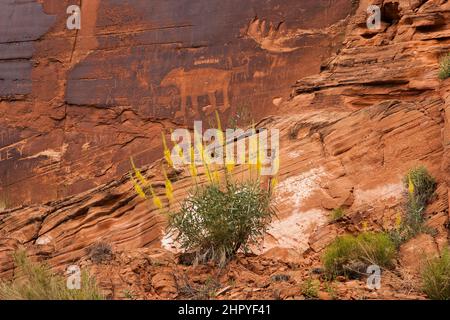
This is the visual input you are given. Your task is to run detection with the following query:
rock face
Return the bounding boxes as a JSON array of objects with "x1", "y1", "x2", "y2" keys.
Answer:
[
  {"x1": 0, "y1": 0, "x2": 354, "y2": 206},
  {"x1": 0, "y1": 0, "x2": 450, "y2": 299}
]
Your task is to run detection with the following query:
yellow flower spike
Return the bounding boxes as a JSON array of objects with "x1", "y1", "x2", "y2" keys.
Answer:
[
  {"x1": 174, "y1": 144, "x2": 184, "y2": 159},
  {"x1": 248, "y1": 132, "x2": 257, "y2": 177},
  {"x1": 130, "y1": 174, "x2": 147, "y2": 200},
  {"x1": 408, "y1": 175, "x2": 415, "y2": 195},
  {"x1": 164, "y1": 150, "x2": 173, "y2": 168},
  {"x1": 215, "y1": 110, "x2": 223, "y2": 132},
  {"x1": 146, "y1": 182, "x2": 163, "y2": 210},
  {"x1": 162, "y1": 168, "x2": 174, "y2": 202},
  {"x1": 213, "y1": 170, "x2": 221, "y2": 184},
  {"x1": 153, "y1": 195, "x2": 163, "y2": 210},
  {"x1": 270, "y1": 177, "x2": 279, "y2": 190},
  {"x1": 256, "y1": 143, "x2": 263, "y2": 176},
  {"x1": 130, "y1": 157, "x2": 149, "y2": 186},
  {"x1": 362, "y1": 221, "x2": 368, "y2": 232},
  {"x1": 395, "y1": 213, "x2": 402, "y2": 230},
  {"x1": 162, "y1": 168, "x2": 173, "y2": 191},
  {"x1": 161, "y1": 132, "x2": 174, "y2": 167},
  {"x1": 188, "y1": 147, "x2": 198, "y2": 177},
  {"x1": 225, "y1": 160, "x2": 235, "y2": 174}
]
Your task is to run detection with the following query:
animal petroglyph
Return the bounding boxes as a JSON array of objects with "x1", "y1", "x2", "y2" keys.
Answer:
[{"x1": 160, "y1": 68, "x2": 232, "y2": 121}]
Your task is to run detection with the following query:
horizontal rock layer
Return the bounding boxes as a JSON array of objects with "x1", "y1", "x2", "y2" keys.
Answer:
[{"x1": 0, "y1": 0, "x2": 449, "y2": 298}]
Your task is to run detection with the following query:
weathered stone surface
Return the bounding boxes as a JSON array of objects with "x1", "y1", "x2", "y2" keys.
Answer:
[
  {"x1": 0, "y1": 0, "x2": 354, "y2": 206},
  {"x1": 399, "y1": 233, "x2": 440, "y2": 274},
  {"x1": 0, "y1": 0, "x2": 449, "y2": 300}
]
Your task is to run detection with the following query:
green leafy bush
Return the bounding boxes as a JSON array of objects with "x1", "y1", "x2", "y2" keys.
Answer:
[
  {"x1": 439, "y1": 53, "x2": 450, "y2": 80},
  {"x1": 422, "y1": 249, "x2": 450, "y2": 300},
  {"x1": 0, "y1": 251, "x2": 104, "y2": 300},
  {"x1": 168, "y1": 180, "x2": 276, "y2": 266},
  {"x1": 323, "y1": 232, "x2": 396, "y2": 278}
]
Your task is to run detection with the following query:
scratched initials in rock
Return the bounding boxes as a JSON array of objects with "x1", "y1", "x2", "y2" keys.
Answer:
[{"x1": 0, "y1": 146, "x2": 24, "y2": 162}]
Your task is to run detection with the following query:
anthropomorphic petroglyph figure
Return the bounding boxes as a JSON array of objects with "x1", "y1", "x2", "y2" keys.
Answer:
[{"x1": 161, "y1": 68, "x2": 232, "y2": 121}]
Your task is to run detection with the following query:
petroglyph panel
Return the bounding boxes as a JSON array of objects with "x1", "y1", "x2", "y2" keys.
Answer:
[{"x1": 0, "y1": 0, "x2": 353, "y2": 204}]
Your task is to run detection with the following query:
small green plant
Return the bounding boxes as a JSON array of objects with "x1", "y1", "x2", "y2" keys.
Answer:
[
  {"x1": 123, "y1": 289, "x2": 136, "y2": 300},
  {"x1": 390, "y1": 166, "x2": 436, "y2": 246},
  {"x1": 323, "y1": 232, "x2": 396, "y2": 278},
  {"x1": 0, "y1": 251, "x2": 104, "y2": 300},
  {"x1": 422, "y1": 248, "x2": 450, "y2": 300},
  {"x1": 438, "y1": 53, "x2": 450, "y2": 80},
  {"x1": 227, "y1": 104, "x2": 252, "y2": 129},
  {"x1": 301, "y1": 277, "x2": 320, "y2": 299},
  {"x1": 324, "y1": 281, "x2": 338, "y2": 300},
  {"x1": 168, "y1": 180, "x2": 276, "y2": 265},
  {"x1": 330, "y1": 207, "x2": 346, "y2": 222}
]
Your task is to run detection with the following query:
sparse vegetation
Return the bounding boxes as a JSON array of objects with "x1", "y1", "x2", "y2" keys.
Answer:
[
  {"x1": 330, "y1": 207, "x2": 346, "y2": 222},
  {"x1": 324, "y1": 281, "x2": 338, "y2": 300},
  {"x1": 123, "y1": 289, "x2": 136, "y2": 300},
  {"x1": 0, "y1": 251, "x2": 104, "y2": 300},
  {"x1": 87, "y1": 242, "x2": 113, "y2": 264},
  {"x1": 422, "y1": 248, "x2": 450, "y2": 300},
  {"x1": 177, "y1": 276, "x2": 221, "y2": 300},
  {"x1": 438, "y1": 53, "x2": 450, "y2": 80},
  {"x1": 301, "y1": 277, "x2": 320, "y2": 299},
  {"x1": 323, "y1": 232, "x2": 396, "y2": 278},
  {"x1": 168, "y1": 180, "x2": 276, "y2": 266},
  {"x1": 227, "y1": 104, "x2": 253, "y2": 129},
  {"x1": 389, "y1": 166, "x2": 436, "y2": 246}
]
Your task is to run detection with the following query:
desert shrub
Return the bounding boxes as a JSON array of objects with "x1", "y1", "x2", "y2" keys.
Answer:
[
  {"x1": 323, "y1": 232, "x2": 396, "y2": 278},
  {"x1": 87, "y1": 242, "x2": 113, "y2": 264},
  {"x1": 421, "y1": 249, "x2": 450, "y2": 300},
  {"x1": 301, "y1": 277, "x2": 320, "y2": 299},
  {"x1": 168, "y1": 180, "x2": 276, "y2": 265},
  {"x1": 403, "y1": 166, "x2": 436, "y2": 210},
  {"x1": 390, "y1": 166, "x2": 437, "y2": 246},
  {"x1": 330, "y1": 207, "x2": 345, "y2": 222},
  {"x1": 439, "y1": 53, "x2": 450, "y2": 80},
  {"x1": 0, "y1": 251, "x2": 104, "y2": 300},
  {"x1": 131, "y1": 112, "x2": 280, "y2": 267}
]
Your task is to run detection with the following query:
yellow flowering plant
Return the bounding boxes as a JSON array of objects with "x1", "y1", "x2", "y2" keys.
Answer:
[{"x1": 130, "y1": 111, "x2": 280, "y2": 265}]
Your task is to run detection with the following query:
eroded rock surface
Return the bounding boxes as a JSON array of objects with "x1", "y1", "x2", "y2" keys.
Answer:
[
  {"x1": 0, "y1": 0, "x2": 354, "y2": 206},
  {"x1": 0, "y1": 0, "x2": 449, "y2": 300}
]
